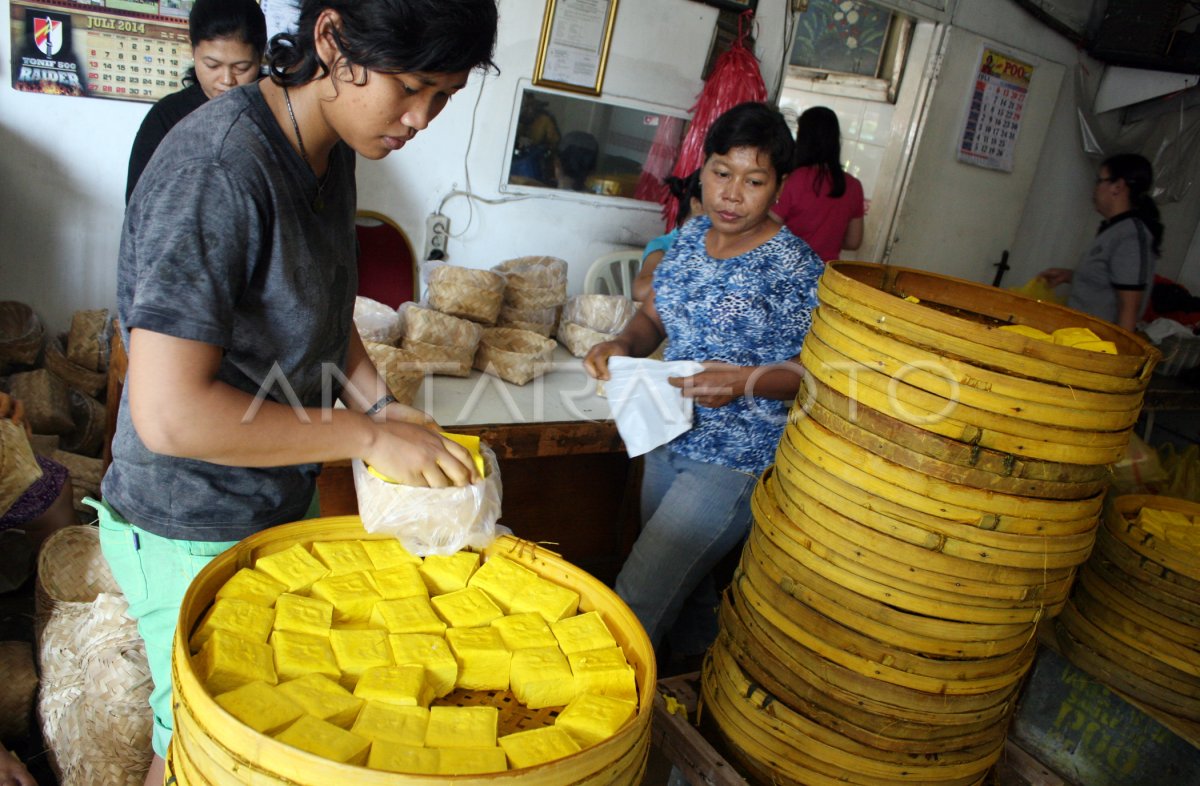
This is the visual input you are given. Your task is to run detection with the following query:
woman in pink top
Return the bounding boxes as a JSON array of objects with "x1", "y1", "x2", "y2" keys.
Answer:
[{"x1": 770, "y1": 106, "x2": 865, "y2": 262}]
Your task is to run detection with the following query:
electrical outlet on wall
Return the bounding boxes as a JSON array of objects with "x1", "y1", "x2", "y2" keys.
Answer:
[{"x1": 425, "y1": 214, "x2": 450, "y2": 260}]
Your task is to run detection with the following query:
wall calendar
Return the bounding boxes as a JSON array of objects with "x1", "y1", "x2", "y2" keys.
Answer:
[
  {"x1": 957, "y1": 45, "x2": 1035, "y2": 174},
  {"x1": 10, "y1": 0, "x2": 194, "y2": 103}
]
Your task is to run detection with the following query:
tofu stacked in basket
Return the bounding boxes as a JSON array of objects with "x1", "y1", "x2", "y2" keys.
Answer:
[{"x1": 188, "y1": 542, "x2": 638, "y2": 774}]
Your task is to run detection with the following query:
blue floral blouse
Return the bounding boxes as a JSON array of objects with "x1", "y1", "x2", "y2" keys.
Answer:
[{"x1": 652, "y1": 215, "x2": 822, "y2": 474}]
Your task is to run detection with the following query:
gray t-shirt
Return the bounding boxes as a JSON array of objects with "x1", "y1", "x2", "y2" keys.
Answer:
[
  {"x1": 1067, "y1": 213, "x2": 1155, "y2": 325},
  {"x1": 104, "y1": 81, "x2": 358, "y2": 541}
]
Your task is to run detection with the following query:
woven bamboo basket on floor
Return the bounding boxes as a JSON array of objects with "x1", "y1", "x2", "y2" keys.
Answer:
[
  {"x1": 8, "y1": 368, "x2": 73, "y2": 435},
  {"x1": 60, "y1": 388, "x2": 105, "y2": 457},
  {"x1": 50, "y1": 449, "x2": 103, "y2": 515},
  {"x1": 65, "y1": 308, "x2": 111, "y2": 372},
  {"x1": 168, "y1": 519, "x2": 654, "y2": 785},
  {"x1": 701, "y1": 262, "x2": 1160, "y2": 785},
  {"x1": 1055, "y1": 494, "x2": 1200, "y2": 719},
  {"x1": 0, "y1": 640, "x2": 38, "y2": 738},
  {"x1": 0, "y1": 301, "x2": 44, "y2": 366},
  {"x1": 473, "y1": 327, "x2": 556, "y2": 385},
  {"x1": 44, "y1": 334, "x2": 107, "y2": 398}
]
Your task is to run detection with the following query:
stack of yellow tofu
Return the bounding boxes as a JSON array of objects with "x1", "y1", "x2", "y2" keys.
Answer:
[
  {"x1": 190, "y1": 541, "x2": 640, "y2": 773},
  {"x1": 998, "y1": 324, "x2": 1118, "y2": 354}
]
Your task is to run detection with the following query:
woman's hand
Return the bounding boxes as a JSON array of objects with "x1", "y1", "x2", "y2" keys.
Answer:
[
  {"x1": 583, "y1": 340, "x2": 631, "y2": 381},
  {"x1": 0, "y1": 749, "x2": 36, "y2": 786},
  {"x1": 365, "y1": 422, "x2": 479, "y2": 488},
  {"x1": 0, "y1": 392, "x2": 31, "y2": 437},
  {"x1": 1040, "y1": 268, "x2": 1073, "y2": 287},
  {"x1": 669, "y1": 362, "x2": 748, "y2": 408}
]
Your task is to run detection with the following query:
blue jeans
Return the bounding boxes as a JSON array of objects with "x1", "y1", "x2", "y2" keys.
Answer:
[{"x1": 615, "y1": 447, "x2": 757, "y2": 656}]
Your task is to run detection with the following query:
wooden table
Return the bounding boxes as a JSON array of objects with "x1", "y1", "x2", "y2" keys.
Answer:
[{"x1": 317, "y1": 347, "x2": 640, "y2": 584}]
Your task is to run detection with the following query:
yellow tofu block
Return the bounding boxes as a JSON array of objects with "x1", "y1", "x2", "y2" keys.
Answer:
[
  {"x1": 492, "y1": 613, "x2": 558, "y2": 651},
  {"x1": 368, "y1": 564, "x2": 428, "y2": 600},
  {"x1": 370, "y1": 597, "x2": 447, "y2": 635},
  {"x1": 1051, "y1": 326, "x2": 1102, "y2": 347},
  {"x1": 466, "y1": 555, "x2": 538, "y2": 612},
  {"x1": 508, "y1": 577, "x2": 580, "y2": 623},
  {"x1": 354, "y1": 664, "x2": 433, "y2": 708},
  {"x1": 419, "y1": 551, "x2": 480, "y2": 595},
  {"x1": 998, "y1": 324, "x2": 1052, "y2": 342},
  {"x1": 388, "y1": 634, "x2": 458, "y2": 697},
  {"x1": 431, "y1": 587, "x2": 504, "y2": 628},
  {"x1": 351, "y1": 701, "x2": 430, "y2": 746},
  {"x1": 425, "y1": 705, "x2": 498, "y2": 749},
  {"x1": 361, "y1": 538, "x2": 422, "y2": 570},
  {"x1": 276, "y1": 674, "x2": 363, "y2": 728},
  {"x1": 552, "y1": 611, "x2": 616, "y2": 655},
  {"x1": 275, "y1": 714, "x2": 370, "y2": 766},
  {"x1": 555, "y1": 693, "x2": 637, "y2": 747},
  {"x1": 215, "y1": 568, "x2": 286, "y2": 608},
  {"x1": 270, "y1": 630, "x2": 340, "y2": 682},
  {"x1": 510, "y1": 646, "x2": 575, "y2": 709},
  {"x1": 310, "y1": 571, "x2": 382, "y2": 625},
  {"x1": 189, "y1": 597, "x2": 275, "y2": 652},
  {"x1": 441, "y1": 431, "x2": 488, "y2": 477},
  {"x1": 499, "y1": 726, "x2": 581, "y2": 769},
  {"x1": 568, "y1": 647, "x2": 637, "y2": 703},
  {"x1": 214, "y1": 681, "x2": 303, "y2": 735},
  {"x1": 254, "y1": 543, "x2": 329, "y2": 593},
  {"x1": 368, "y1": 742, "x2": 440, "y2": 774},
  {"x1": 439, "y1": 747, "x2": 508, "y2": 775},
  {"x1": 311, "y1": 540, "x2": 376, "y2": 577},
  {"x1": 273, "y1": 593, "x2": 333, "y2": 637},
  {"x1": 194, "y1": 629, "x2": 277, "y2": 695},
  {"x1": 445, "y1": 627, "x2": 511, "y2": 691},
  {"x1": 329, "y1": 629, "x2": 393, "y2": 690},
  {"x1": 1074, "y1": 340, "x2": 1118, "y2": 354}
]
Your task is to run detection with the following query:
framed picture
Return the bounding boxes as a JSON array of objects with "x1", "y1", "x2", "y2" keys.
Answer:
[
  {"x1": 533, "y1": 0, "x2": 620, "y2": 96},
  {"x1": 691, "y1": 0, "x2": 759, "y2": 12}
]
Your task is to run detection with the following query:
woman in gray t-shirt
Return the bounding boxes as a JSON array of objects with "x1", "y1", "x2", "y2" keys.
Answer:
[{"x1": 1041, "y1": 153, "x2": 1163, "y2": 332}]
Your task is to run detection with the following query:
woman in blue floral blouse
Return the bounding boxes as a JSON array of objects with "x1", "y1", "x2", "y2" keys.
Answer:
[{"x1": 585, "y1": 102, "x2": 824, "y2": 667}]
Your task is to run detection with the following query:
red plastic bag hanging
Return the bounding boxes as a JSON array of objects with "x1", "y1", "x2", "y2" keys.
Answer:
[{"x1": 642, "y1": 10, "x2": 767, "y2": 230}]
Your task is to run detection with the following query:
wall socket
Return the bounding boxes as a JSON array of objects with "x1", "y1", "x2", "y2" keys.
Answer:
[{"x1": 425, "y1": 213, "x2": 450, "y2": 260}]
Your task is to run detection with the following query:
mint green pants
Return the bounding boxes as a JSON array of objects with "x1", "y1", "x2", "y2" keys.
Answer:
[{"x1": 88, "y1": 494, "x2": 319, "y2": 758}]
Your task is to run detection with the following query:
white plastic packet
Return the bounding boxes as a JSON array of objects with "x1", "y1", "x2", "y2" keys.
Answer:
[
  {"x1": 605, "y1": 356, "x2": 705, "y2": 458},
  {"x1": 353, "y1": 296, "x2": 402, "y2": 345},
  {"x1": 352, "y1": 444, "x2": 506, "y2": 556}
]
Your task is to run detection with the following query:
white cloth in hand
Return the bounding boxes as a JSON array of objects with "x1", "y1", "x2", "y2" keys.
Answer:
[{"x1": 605, "y1": 356, "x2": 705, "y2": 458}]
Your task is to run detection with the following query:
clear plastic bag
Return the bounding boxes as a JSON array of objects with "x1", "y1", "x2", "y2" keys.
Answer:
[
  {"x1": 561, "y1": 294, "x2": 638, "y2": 334},
  {"x1": 352, "y1": 444, "x2": 505, "y2": 556},
  {"x1": 1110, "y1": 432, "x2": 1168, "y2": 495},
  {"x1": 353, "y1": 296, "x2": 402, "y2": 345}
]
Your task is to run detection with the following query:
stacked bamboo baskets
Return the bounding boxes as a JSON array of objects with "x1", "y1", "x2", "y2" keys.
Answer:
[
  {"x1": 1055, "y1": 494, "x2": 1200, "y2": 720},
  {"x1": 703, "y1": 262, "x2": 1160, "y2": 785}
]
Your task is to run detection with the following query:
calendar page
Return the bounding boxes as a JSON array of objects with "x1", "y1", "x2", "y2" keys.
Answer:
[
  {"x1": 956, "y1": 45, "x2": 1035, "y2": 173},
  {"x1": 10, "y1": 0, "x2": 192, "y2": 103}
]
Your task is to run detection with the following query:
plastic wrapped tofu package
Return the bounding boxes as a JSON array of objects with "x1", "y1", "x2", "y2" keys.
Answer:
[{"x1": 351, "y1": 441, "x2": 506, "y2": 556}]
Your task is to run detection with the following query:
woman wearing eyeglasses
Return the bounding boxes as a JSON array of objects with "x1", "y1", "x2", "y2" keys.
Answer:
[{"x1": 1040, "y1": 153, "x2": 1163, "y2": 332}]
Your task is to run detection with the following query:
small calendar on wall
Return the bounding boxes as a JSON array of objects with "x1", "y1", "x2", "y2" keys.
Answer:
[
  {"x1": 956, "y1": 45, "x2": 1035, "y2": 174},
  {"x1": 10, "y1": 0, "x2": 193, "y2": 103}
]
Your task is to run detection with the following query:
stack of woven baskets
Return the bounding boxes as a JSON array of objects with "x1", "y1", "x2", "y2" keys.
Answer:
[
  {"x1": 1055, "y1": 494, "x2": 1200, "y2": 720},
  {"x1": 0, "y1": 302, "x2": 110, "y2": 514},
  {"x1": 558, "y1": 295, "x2": 639, "y2": 358},
  {"x1": 703, "y1": 262, "x2": 1160, "y2": 784}
]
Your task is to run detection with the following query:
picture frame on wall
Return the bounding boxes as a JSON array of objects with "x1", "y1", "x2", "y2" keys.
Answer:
[
  {"x1": 691, "y1": 0, "x2": 759, "y2": 12},
  {"x1": 533, "y1": 0, "x2": 620, "y2": 96}
]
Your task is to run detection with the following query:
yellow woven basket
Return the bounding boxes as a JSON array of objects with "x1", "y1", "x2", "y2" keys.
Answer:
[{"x1": 169, "y1": 518, "x2": 654, "y2": 785}]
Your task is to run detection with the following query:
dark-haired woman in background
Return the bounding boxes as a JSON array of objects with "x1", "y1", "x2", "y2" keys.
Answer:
[
  {"x1": 585, "y1": 102, "x2": 823, "y2": 668},
  {"x1": 770, "y1": 105, "x2": 864, "y2": 262},
  {"x1": 1041, "y1": 153, "x2": 1162, "y2": 332},
  {"x1": 125, "y1": 0, "x2": 267, "y2": 202},
  {"x1": 632, "y1": 169, "x2": 702, "y2": 302},
  {"x1": 98, "y1": 1, "x2": 497, "y2": 780}
]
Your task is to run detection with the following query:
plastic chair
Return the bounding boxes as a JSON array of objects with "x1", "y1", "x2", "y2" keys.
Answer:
[
  {"x1": 355, "y1": 211, "x2": 417, "y2": 308},
  {"x1": 584, "y1": 249, "x2": 643, "y2": 296}
]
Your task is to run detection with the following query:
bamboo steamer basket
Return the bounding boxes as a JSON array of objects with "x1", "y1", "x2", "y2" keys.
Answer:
[
  {"x1": 473, "y1": 327, "x2": 556, "y2": 386},
  {"x1": 44, "y1": 335, "x2": 107, "y2": 398},
  {"x1": 65, "y1": 308, "x2": 111, "y2": 372},
  {"x1": 8, "y1": 368, "x2": 73, "y2": 435},
  {"x1": 363, "y1": 342, "x2": 425, "y2": 406},
  {"x1": 0, "y1": 301, "x2": 44, "y2": 365},
  {"x1": 61, "y1": 389, "x2": 105, "y2": 457},
  {"x1": 169, "y1": 519, "x2": 654, "y2": 786},
  {"x1": 821, "y1": 262, "x2": 1159, "y2": 382},
  {"x1": 426, "y1": 266, "x2": 505, "y2": 325}
]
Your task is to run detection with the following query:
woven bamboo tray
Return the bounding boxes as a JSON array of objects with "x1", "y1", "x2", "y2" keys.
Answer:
[
  {"x1": 426, "y1": 265, "x2": 505, "y2": 325},
  {"x1": 493, "y1": 256, "x2": 568, "y2": 291},
  {"x1": 44, "y1": 335, "x2": 107, "y2": 398},
  {"x1": 473, "y1": 327, "x2": 556, "y2": 385},
  {"x1": 0, "y1": 301, "x2": 43, "y2": 365},
  {"x1": 400, "y1": 336, "x2": 475, "y2": 378},
  {"x1": 404, "y1": 304, "x2": 484, "y2": 349}
]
